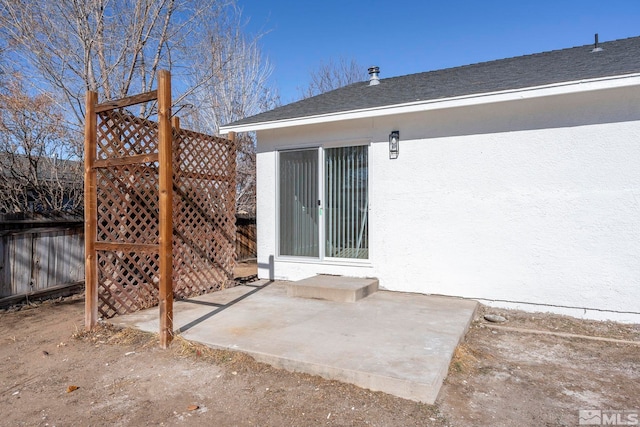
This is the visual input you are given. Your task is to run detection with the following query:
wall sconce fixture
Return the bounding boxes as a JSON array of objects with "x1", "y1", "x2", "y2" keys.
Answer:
[{"x1": 389, "y1": 130, "x2": 399, "y2": 159}]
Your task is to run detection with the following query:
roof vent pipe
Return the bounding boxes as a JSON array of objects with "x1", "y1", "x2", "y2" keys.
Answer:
[
  {"x1": 368, "y1": 66, "x2": 380, "y2": 86},
  {"x1": 592, "y1": 33, "x2": 603, "y2": 52}
]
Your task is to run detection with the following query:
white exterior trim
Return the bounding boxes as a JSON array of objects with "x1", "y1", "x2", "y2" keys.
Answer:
[{"x1": 220, "y1": 73, "x2": 640, "y2": 134}]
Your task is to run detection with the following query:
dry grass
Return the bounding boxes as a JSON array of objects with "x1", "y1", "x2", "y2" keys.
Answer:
[
  {"x1": 73, "y1": 322, "x2": 267, "y2": 372},
  {"x1": 73, "y1": 322, "x2": 156, "y2": 348},
  {"x1": 108, "y1": 326, "x2": 157, "y2": 348},
  {"x1": 448, "y1": 342, "x2": 484, "y2": 374},
  {"x1": 170, "y1": 334, "x2": 265, "y2": 371}
]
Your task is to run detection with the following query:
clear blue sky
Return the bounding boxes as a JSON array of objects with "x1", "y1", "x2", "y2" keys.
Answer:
[{"x1": 237, "y1": 0, "x2": 640, "y2": 103}]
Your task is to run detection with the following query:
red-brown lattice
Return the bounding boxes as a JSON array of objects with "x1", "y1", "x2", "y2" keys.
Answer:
[{"x1": 93, "y1": 109, "x2": 236, "y2": 318}]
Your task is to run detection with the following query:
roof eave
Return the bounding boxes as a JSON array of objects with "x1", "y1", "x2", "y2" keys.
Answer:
[{"x1": 219, "y1": 73, "x2": 640, "y2": 135}]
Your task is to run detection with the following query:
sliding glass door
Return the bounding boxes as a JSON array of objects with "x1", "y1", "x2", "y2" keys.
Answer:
[{"x1": 278, "y1": 145, "x2": 368, "y2": 260}]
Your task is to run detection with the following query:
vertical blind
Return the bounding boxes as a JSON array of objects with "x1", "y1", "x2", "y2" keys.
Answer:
[
  {"x1": 279, "y1": 149, "x2": 319, "y2": 257},
  {"x1": 325, "y1": 146, "x2": 368, "y2": 259}
]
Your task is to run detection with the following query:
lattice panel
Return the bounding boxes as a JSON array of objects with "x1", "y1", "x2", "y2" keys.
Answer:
[
  {"x1": 173, "y1": 129, "x2": 236, "y2": 298},
  {"x1": 96, "y1": 165, "x2": 159, "y2": 244},
  {"x1": 97, "y1": 110, "x2": 158, "y2": 159},
  {"x1": 93, "y1": 107, "x2": 236, "y2": 318},
  {"x1": 97, "y1": 251, "x2": 159, "y2": 318}
]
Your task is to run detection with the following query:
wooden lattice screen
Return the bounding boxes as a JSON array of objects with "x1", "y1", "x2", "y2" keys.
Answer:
[
  {"x1": 84, "y1": 71, "x2": 236, "y2": 347},
  {"x1": 172, "y1": 126, "x2": 236, "y2": 297}
]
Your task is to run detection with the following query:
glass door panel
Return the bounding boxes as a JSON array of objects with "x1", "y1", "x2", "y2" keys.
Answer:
[
  {"x1": 279, "y1": 149, "x2": 319, "y2": 257},
  {"x1": 325, "y1": 146, "x2": 368, "y2": 259}
]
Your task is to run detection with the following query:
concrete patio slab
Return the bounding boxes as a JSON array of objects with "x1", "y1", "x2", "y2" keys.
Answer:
[{"x1": 112, "y1": 280, "x2": 478, "y2": 403}]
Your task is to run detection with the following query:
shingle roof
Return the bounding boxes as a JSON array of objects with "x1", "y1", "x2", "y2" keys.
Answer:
[{"x1": 225, "y1": 36, "x2": 640, "y2": 128}]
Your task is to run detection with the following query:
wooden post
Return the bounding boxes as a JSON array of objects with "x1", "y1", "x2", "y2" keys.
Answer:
[
  {"x1": 227, "y1": 131, "x2": 238, "y2": 275},
  {"x1": 171, "y1": 116, "x2": 181, "y2": 177},
  {"x1": 84, "y1": 91, "x2": 98, "y2": 330},
  {"x1": 170, "y1": 114, "x2": 180, "y2": 299},
  {"x1": 227, "y1": 131, "x2": 237, "y2": 216},
  {"x1": 158, "y1": 70, "x2": 174, "y2": 348},
  {"x1": 171, "y1": 116, "x2": 180, "y2": 130},
  {"x1": 227, "y1": 131, "x2": 237, "y2": 214}
]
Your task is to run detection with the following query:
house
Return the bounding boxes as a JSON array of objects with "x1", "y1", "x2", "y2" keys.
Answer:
[{"x1": 220, "y1": 36, "x2": 640, "y2": 323}]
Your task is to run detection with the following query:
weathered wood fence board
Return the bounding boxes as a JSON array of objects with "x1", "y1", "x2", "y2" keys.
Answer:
[
  {"x1": 236, "y1": 217, "x2": 257, "y2": 260},
  {"x1": 0, "y1": 226, "x2": 84, "y2": 298}
]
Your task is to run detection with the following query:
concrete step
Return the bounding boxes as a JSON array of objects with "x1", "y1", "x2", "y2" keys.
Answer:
[{"x1": 286, "y1": 275, "x2": 378, "y2": 302}]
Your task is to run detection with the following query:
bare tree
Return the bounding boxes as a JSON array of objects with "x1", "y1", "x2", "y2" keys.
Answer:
[
  {"x1": 300, "y1": 57, "x2": 366, "y2": 99},
  {"x1": 0, "y1": 77, "x2": 83, "y2": 215},
  {"x1": 0, "y1": 0, "x2": 244, "y2": 124},
  {"x1": 0, "y1": 0, "x2": 278, "y2": 215},
  {"x1": 186, "y1": 19, "x2": 279, "y2": 215}
]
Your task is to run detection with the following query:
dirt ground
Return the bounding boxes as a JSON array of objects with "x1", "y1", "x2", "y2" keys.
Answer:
[
  {"x1": 1, "y1": 265, "x2": 638, "y2": 426},
  {"x1": 439, "y1": 306, "x2": 639, "y2": 426}
]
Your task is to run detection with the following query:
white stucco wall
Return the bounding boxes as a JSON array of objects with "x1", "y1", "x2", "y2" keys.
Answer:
[{"x1": 255, "y1": 85, "x2": 640, "y2": 322}]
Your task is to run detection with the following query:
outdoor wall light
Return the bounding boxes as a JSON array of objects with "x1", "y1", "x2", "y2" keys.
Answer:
[{"x1": 389, "y1": 130, "x2": 399, "y2": 159}]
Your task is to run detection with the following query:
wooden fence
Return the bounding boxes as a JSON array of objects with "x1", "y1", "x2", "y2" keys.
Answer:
[
  {"x1": 0, "y1": 217, "x2": 254, "y2": 305},
  {"x1": 0, "y1": 224, "x2": 84, "y2": 300},
  {"x1": 236, "y1": 216, "x2": 256, "y2": 260}
]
